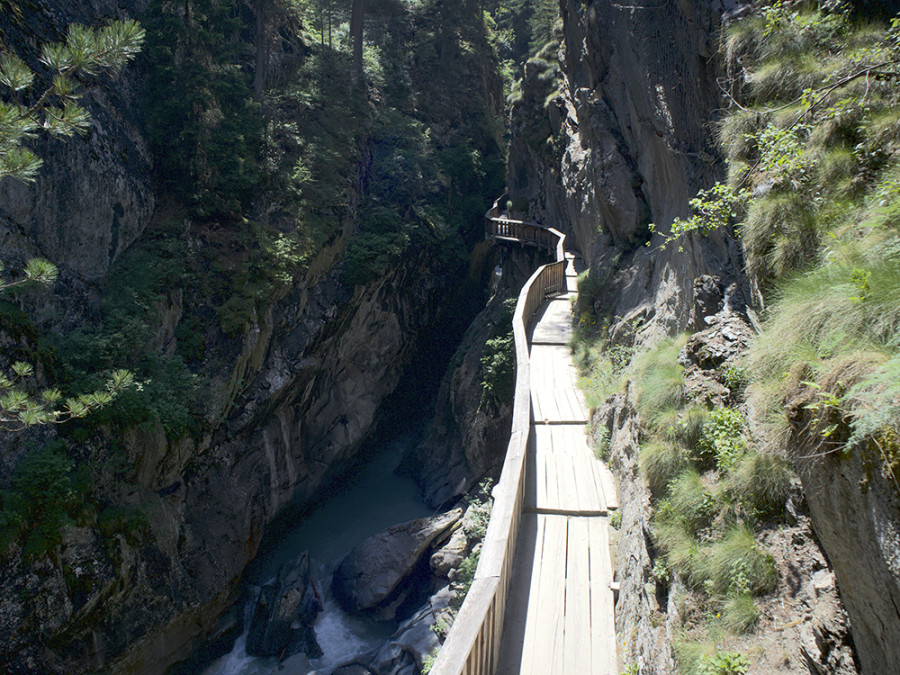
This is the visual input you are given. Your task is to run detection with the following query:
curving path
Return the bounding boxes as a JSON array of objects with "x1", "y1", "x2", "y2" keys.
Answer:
[
  {"x1": 431, "y1": 202, "x2": 618, "y2": 675},
  {"x1": 495, "y1": 252, "x2": 619, "y2": 675}
]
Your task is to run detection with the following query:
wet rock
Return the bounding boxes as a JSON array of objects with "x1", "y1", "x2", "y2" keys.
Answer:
[
  {"x1": 331, "y1": 663, "x2": 376, "y2": 675},
  {"x1": 332, "y1": 509, "x2": 462, "y2": 619},
  {"x1": 246, "y1": 552, "x2": 322, "y2": 659},
  {"x1": 370, "y1": 586, "x2": 454, "y2": 675}
]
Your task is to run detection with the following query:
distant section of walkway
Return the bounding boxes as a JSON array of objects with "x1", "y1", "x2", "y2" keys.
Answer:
[{"x1": 496, "y1": 252, "x2": 619, "y2": 675}]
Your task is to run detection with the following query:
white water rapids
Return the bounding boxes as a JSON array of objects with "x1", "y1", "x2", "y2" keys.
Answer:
[{"x1": 203, "y1": 427, "x2": 432, "y2": 675}]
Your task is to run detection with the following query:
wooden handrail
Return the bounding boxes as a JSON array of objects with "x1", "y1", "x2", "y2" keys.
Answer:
[{"x1": 430, "y1": 198, "x2": 567, "y2": 675}]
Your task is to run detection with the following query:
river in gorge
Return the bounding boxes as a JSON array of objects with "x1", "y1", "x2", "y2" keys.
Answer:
[{"x1": 202, "y1": 423, "x2": 434, "y2": 675}]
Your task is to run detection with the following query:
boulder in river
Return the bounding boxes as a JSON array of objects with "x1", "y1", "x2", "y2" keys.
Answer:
[
  {"x1": 332, "y1": 509, "x2": 462, "y2": 618},
  {"x1": 246, "y1": 551, "x2": 323, "y2": 659}
]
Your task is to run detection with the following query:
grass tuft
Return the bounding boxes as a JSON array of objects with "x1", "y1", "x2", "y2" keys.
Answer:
[
  {"x1": 741, "y1": 192, "x2": 819, "y2": 284},
  {"x1": 727, "y1": 451, "x2": 793, "y2": 520},
  {"x1": 633, "y1": 335, "x2": 688, "y2": 427},
  {"x1": 721, "y1": 593, "x2": 760, "y2": 634},
  {"x1": 706, "y1": 526, "x2": 777, "y2": 597},
  {"x1": 641, "y1": 439, "x2": 690, "y2": 497}
]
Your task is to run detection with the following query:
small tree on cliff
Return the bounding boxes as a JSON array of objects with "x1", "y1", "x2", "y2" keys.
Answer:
[{"x1": 0, "y1": 19, "x2": 144, "y2": 429}]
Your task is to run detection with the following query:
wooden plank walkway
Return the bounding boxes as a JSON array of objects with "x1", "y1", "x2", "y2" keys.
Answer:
[{"x1": 496, "y1": 252, "x2": 619, "y2": 675}]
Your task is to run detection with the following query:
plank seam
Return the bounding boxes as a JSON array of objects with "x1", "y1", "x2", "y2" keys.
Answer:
[{"x1": 524, "y1": 507, "x2": 608, "y2": 517}]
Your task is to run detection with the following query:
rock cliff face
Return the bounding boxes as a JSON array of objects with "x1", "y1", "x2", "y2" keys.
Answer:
[
  {"x1": 407, "y1": 244, "x2": 548, "y2": 507},
  {"x1": 0, "y1": 0, "x2": 154, "y2": 282},
  {"x1": 504, "y1": 0, "x2": 859, "y2": 670},
  {"x1": 787, "y1": 391, "x2": 900, "y2": 674},
  {"x1": 511, "y1": 0, "x2": 747, "y2": 340},
  {"x1": 0, "y1": 1, "x2": 504, "y2": 672},
  {"x1": 507, "y1": 1, "x2": 887, "y2": 672}
]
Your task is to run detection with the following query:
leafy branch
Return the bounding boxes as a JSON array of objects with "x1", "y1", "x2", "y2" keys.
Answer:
[
  {"x1": 649, "y1": 182, "x2": 748, "y2": 251},
  {"x1": 0, "y1": 19, "x2": 145, "y2": 181},
  {"x1": 0, "y1": 19, "x2": 144, "y2": 430},
  {"x1": 0, "y1": 367, "x2": 134, "y2": 430}
]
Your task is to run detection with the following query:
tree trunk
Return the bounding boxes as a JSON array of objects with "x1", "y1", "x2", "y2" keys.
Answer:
[
  {"x1": 253, "y1": 0, "x2": 269, "y2": 99},
  {"x1": 349, "y1": 0, "x2": 364, "y2": 86}
]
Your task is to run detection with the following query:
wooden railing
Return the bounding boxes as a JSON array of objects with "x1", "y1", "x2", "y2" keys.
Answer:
[{"x1": 430, "y1": 198, "x2": 567, "y2": 675}]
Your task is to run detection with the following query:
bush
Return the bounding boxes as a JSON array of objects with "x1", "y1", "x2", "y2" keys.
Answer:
[
  {"x1": 698, "y1": 650, "x2": 750, "y2": 675},
  {"x1": 1, "y1": 440, "x2": 88, "y2": 559},
  {"x1": 698, "y1": 407, "x2": 747, "y2": 471},
  {"x1": 481, "y1": 299, "x2": 517, "y2": 405}
]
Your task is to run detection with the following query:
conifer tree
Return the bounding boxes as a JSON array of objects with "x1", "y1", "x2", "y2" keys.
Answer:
[{"x1": 0, "y1": 18, "x2": 144, "y2": 429}]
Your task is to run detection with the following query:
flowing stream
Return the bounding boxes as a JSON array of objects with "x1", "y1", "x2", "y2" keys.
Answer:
[{"x1": 203, "y1": 425, "x2": 432, "y2": 674}]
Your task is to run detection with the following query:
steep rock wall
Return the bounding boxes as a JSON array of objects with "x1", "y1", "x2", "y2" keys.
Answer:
[
  {"x1": 787, "y1": 389, "x2": 900, "y2": 675},
  {"x1": 405, "y1": 244, "x2": 547, "y2": 507},
  {"x1": 511, "y1": 0, "x2": 747, "y2": 339},
  {"x1": 0, "y1": 0, "x2": 154, "y2": 282}
]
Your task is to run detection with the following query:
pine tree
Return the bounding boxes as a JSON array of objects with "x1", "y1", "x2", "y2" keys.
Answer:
[
  {"x1": 0, "y1": 19, "x2": 145, "y2": 429},
  {"x1": 0, "y1": 19, "x2": 145, "y2": 181}
]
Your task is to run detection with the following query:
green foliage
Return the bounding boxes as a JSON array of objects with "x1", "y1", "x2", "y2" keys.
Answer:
[
  {"x1": 715, "y1": 5, "x2": 900, "y2": 481},
  {"x1": 143, "y1": 0, "x2": 263, "y2": 219},
  {"x1": 481, "y1": 298, "x2": 517, "y2": 405},
  {"x1": 422, "y1": 647, "x2": 439, "y2": 674},
  {"x1": 721, "y1": 365, "x2": 750, "y2": 393},
  {"x1": 698, "y1": 408, "x2": 747, "y2": 471},
  {"x1": 0, "y1": 258, "x2": 59, "y2": 293},
  {"x1": 342, "y1": 231, "x2": 411, "y2": 285},
  {"x1": 463, "y1": 478, "x2": 494, "y2": 541},
  {"x1": 698, "y1": 650, "x2": 750, "y2": 675},
  {"x1": 0, "y1": 440, "x2": 87, "y2": 558},
  {"x1": 57, "y1": 227, "x2": 202, "y2": 439},
  {"x1": 0, "y1": 358, "x2": 133, "y2": 430},
  {"x1": 650, "y1": 183, "x2": 747, "y2": 251},
  {"x1": 0, "y1": 19, "x2": 145, "y2": 182},
  {"x1": 0, "y1": 18, "x2": 141, "y2": 432},
  {"x1": 482, "y1": 0, "x2": 559, "y2": 66},
  {"x1": 449, "y1": 549, "x2": 480, "y2": 611}
]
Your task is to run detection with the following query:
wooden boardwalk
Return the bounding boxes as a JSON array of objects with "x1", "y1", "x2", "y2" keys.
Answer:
[{"x1": 496, "y1": 253, "x2": 619, "y2": 675}]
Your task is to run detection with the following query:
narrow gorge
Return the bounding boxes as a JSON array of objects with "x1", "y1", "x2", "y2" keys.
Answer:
[{"x1": 0, "y1": 1, "x2": 898, "y2": 674}]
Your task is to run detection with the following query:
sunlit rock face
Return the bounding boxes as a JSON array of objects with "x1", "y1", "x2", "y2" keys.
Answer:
[{"x1": 509, "y1": 0, "x2": 747, "y2": 342}]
